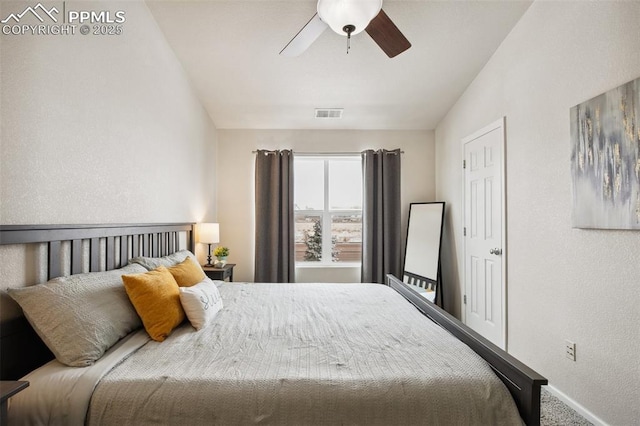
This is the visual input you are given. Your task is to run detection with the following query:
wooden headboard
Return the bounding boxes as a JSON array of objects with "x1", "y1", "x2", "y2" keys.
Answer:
[{"x1": 0, "y1": 223, "x2": 195, "y2": 380}]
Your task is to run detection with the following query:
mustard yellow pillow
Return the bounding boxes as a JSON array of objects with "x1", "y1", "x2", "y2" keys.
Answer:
[
  {"x1": 167, "y1": 257, "x2": 205, "y2": 287},
  {"x1": 122, "y1": 266, "x2": 185, "y2": 341}
]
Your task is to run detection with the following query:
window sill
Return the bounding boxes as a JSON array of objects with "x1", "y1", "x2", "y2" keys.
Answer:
[{"x1": 295, "y1": 263, "x2": 361, "y2": 269}]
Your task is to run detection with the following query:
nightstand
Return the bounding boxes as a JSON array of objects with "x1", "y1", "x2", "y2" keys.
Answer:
[
  {"x1": 203, "y1": 264, "x2": 236, "y2": 282},
  {"x1": 1, "y1": 381, "x2": 29, "y2": 424}
]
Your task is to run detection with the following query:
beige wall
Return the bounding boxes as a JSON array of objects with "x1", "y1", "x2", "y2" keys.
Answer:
[
  {"x1": 0, "y1": 1, "x2": 218, "y2": 316},
  {"x1": 435, "y1": 2, "x2": 640, "y2": 424},
  {"x1": 216, "y1": 129, "x2": 434, "y2": 283},
  {"x1": 0, "y1": 1, "x2": 217, "y2": 224}
]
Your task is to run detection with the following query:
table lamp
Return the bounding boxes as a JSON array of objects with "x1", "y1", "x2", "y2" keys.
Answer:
[{"x1": 199, "y1": 223, "x2": 219, "y2": 267}]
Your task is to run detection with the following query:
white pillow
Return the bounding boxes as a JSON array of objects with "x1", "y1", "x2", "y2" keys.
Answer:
[{"x1": 179, "y1": 278, "x2": 223, "y2": 330}]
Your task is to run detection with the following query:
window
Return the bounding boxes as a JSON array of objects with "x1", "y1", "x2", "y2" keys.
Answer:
[{"x1": 294, "y1": 156, "x2": 362, "y2": 264}]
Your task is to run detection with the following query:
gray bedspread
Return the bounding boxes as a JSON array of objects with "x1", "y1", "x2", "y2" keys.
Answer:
[{"x1": 87, "y1": 283, "x2": 522, "y2": 425}]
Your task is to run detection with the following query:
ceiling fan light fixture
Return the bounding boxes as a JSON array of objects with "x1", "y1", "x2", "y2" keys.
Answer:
[{"x1": 317, "y1": 0, "x2": 382, "y2": 36}]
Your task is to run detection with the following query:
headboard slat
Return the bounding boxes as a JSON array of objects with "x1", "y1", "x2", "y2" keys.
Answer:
[
  {"x1": 106, "y1": 237, "x2": 115, "y2": 271},
  {"x1": 48, "y1": 241, "x2": 62, "y2": 279},
  {"x1": 142, "y1": 234, "x2": 149, "y2": 257},
  {"x1": 163, "y1": 233, "x2": 168, "y2": 256},
  {"x1": 152, "y1": 233, "x2": 159, "y2": 257},
  {"x1": 119, "y1": 236, "x2": 129, "y2": 269},
  {"x1": 132, "y1": 235, "x2": 139, "y2": 257},
  {"x1": 90, "y1": 238, "x2": 100, "y2": 272},
  {"x1": 160, "y1": 233, "x2": 166, "y2": 256},
  {"x1": 168, "y1": 232, "x2": 175, "y2": 254},
  {"x1": 71, "y1": 239, "x2": 83, "y2": 274}
]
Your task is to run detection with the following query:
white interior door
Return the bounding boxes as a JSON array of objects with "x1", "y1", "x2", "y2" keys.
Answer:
[{"x1": 462, "y1": 118, "x2": 506, "y2": 349}]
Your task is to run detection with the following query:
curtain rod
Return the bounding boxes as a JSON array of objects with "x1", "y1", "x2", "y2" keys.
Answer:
[{"x1": 252, "y1": 150, "x2": 404, "y2": 155}]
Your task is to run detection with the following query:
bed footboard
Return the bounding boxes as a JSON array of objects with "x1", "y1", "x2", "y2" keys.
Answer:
[{"x1": 386, "y1": 274, "x2": 547, "y2": 426}]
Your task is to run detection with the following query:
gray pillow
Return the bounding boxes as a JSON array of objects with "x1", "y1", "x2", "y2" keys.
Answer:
[
  {"x1": 128, "y1": 250, "x2": 199, "y2": 270},
  {"x1": 7, "y1": 263, "x2": 147, "y2": 367}
]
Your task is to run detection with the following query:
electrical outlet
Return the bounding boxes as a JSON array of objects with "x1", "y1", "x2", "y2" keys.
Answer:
[{"x1": 565, "y1": 340, "x2": 576, "y2": 361}]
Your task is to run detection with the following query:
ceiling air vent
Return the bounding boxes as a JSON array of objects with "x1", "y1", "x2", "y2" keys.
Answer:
[{"x1": 315, "y1": 108, "x2": 343, "y2": 119}]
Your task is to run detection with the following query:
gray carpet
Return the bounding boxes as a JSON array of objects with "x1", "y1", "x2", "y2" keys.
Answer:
[{"x1": 540, "y1": 387, "x2": 593, "y2": 426}]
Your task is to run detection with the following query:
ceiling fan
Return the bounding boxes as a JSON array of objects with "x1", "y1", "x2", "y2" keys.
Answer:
[{"x1": 280, "y1": 0, "x2": 411, "y2": 58}]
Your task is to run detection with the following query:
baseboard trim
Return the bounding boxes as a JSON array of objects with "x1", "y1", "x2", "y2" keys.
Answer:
[{"x1": 546, "y1": 384, "x2": 608, "y2": 426}]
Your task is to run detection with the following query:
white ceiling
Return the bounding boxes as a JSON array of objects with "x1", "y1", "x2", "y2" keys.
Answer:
[{"x1": 146, "y1": 0, "x2": 532, "y2": 130}]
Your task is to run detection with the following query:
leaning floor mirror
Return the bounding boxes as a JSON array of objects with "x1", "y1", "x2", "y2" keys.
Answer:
[{"x1": 403, "y1": 202, "x2": 446, "y2": 306}]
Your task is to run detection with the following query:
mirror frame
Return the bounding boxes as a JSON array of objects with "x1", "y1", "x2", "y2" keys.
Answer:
[{"x1": 402, "y1": 202, "x2": 446, "y2": 306}]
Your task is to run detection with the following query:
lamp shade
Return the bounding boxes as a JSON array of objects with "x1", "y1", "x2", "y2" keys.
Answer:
[
  {"x1": 199, "y1": 223, "x2": 220, "y2": 244},
  {"x1": 317, "y1": 0, "x2": 382, "y2": 36}
]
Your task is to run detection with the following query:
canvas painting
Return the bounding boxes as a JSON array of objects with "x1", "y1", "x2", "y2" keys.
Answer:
[{"x1": 570, "y1": 77, "x2": 640, "y2": 229}]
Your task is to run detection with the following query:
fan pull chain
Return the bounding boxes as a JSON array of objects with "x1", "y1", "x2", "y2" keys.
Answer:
[{"x1": 343, "y1": 24, "x2": 356, "y2": 55}]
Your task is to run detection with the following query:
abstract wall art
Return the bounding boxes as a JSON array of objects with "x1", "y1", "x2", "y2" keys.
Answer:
[{"x1": 570, "y1": 77, "x2": 640, "y2": 230}]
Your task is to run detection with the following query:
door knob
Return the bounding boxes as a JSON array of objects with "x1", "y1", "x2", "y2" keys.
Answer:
[{"x1": 490, "y1": 248, "x2": 503, "y2": 255}]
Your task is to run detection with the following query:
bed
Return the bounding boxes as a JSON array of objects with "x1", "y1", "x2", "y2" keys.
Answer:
[{"x1": 0, "y1": 223, "x2": 547, "y2": 425}]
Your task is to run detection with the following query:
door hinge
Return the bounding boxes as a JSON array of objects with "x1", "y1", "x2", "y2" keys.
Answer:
[
  {"x1": 463, "y1": 227, "x2": 466, "y2": 236},
  {"x1": 463, "y1": 160, "x2": 466, "y2": 169},
  {"x1": 464, "y1": 295, "x2": 467, "y2": 304}
]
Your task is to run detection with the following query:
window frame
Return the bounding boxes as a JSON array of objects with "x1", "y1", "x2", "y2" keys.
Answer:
[{"x1": 294, "y1": 155, "x2": 362, "y2": 267}]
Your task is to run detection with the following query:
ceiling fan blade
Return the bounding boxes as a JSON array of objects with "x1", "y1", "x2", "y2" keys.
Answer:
[
  {"x1": 280, "y1": 13, "x2": 328, "y2": 57},
  {"x1": 365, "y1": 9, "x2": 411, "y2": 58}
]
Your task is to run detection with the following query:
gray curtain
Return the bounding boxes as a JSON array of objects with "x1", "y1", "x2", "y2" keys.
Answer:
[
  {"x1": 361, "y1": 149, "x2": 402, "y2": 283},
  {"x1": 254, "y1": 150, "x2": 295, "y2": 283}
]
